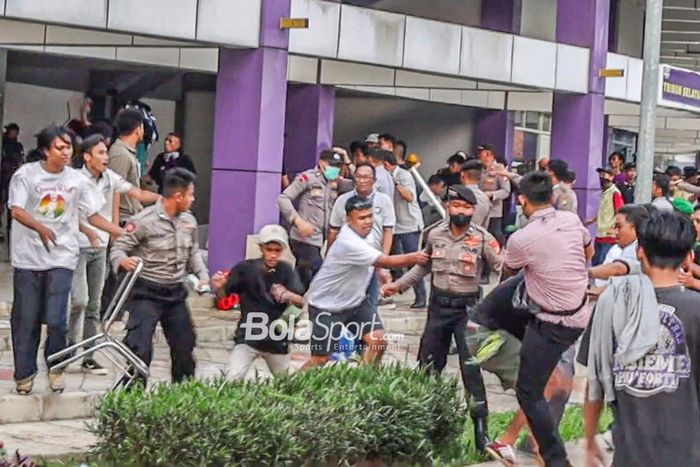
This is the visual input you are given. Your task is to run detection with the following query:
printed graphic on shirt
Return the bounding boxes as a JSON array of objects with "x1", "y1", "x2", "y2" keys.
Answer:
[
  {"x1": 614, "y1": 304, "x2": 691, "y2": 397},
  {"x1": 38, "y1": 192, "x2": 66, "y2": 219}
]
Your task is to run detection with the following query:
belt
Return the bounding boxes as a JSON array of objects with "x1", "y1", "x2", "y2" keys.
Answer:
[
  {"x1": 430, "y1": 290, "x2": 480, "y2": 310},
  {"x1": 538, "y1": 293, "x2": 588, "y2": 317}
]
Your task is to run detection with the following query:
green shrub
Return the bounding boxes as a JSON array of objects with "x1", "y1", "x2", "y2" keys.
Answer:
[{"x1": 91, "y1": 364, "x2": 467, "y2": 466}]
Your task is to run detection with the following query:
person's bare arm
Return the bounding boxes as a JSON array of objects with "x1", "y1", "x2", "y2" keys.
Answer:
[
  {"x1": 585, "y1": 242, "x2": 595, "y2": 262},
  {"x1": 327, "y1": 228, "x2": 339, "y2": 250},
  {"x1": 375, "y1": 251, "x2": 429, "y2": 270},
  {"x1": 126, "y1": 187, "x2": 161, "y2": 205},
  {"x1": 112, "y1": 193, "x2": 121, "y2": 227},
  {"x1": 381, "y1": 227, "x2": 393, "y2": 255},
  {"x1": 584, "y1": 385, "x2": 606, "y2": 467},
  {"x1": 588, "y1": 261, "x2": 627, "y2": 280},
  {"x1": 395, "y1": 183, "x2": 414, "y2": 202},
  {"x1": 690, "y1": 262, "x2": 700, "y2": 279},
  {"x1": 87, "y1": 213, "x2": 125, "y2": 237},
  {"x1": 11, "y1": 207, "x2": 56, "y2": 248},
  {"x1": 79, "y1": 223, "x2": 101, "y2": 248}
]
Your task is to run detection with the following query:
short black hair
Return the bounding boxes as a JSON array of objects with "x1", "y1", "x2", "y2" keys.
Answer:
[
  {"x1": 608, "y1": 151, "x2": 625, "y2": 164},
  {"x1": 86, "y1": 121, "x2": 114, "y2": 142},
  {"x1": 369, "y1": 149, "x2": 391, "y2": 162},
  {"x1": 384, "y1": 152, "x2": 398, "y2": 166},
  {"x1": 37, "y1": 125, "x2": 75, "y2": 151},
  {"x1": 427, "y1": 174, "x2": 444, "y2": 186},
  {"x1": 562, "y1": 170, "x2": 576, "y2": 184},
  {"x1": 114, "y1": 109, "x2": 144, "y2": 137},
  {"x1": 349, "y1": 141, "x2": 367, "y2": 155},
  {"x1": 519, "y1": 171, "x2": 553, "y2": 205},
  {"x1": 618, "y1": 204, "x2": 650, "y2": 232},
  {"x1": 378, "y1": 133, "x2": 396, "y2": 145},
  {"x1": 638, "y1": 210, "x2": 696, "y2": 269},
  {"x1": 447, "y1": 153, "x2": 466, "y2": 165},
  {"x1": 354, "y1": 162, "x2": 376, "y2": 177},
  {"x1": 653, "y1": 174, "x2": 671, "y2": 196},
  {"x1": 623, "y1": 162, "x2": 636, "y2": 172},
  {"x1": 666, "y1": 165, "x2": 682, "y2": 178},
  {"x1": 548, "y1": 159, "x2": 569, "y2": 181},
  {"x1": 163, "y1": 167, "x2": 196, "y2": 198},
  {"x1": 80, "y1": 134, "x2": 107, "y2": 155},
  {"x1": 345, "y1": 195, "x2": 373, "y2": 214}
]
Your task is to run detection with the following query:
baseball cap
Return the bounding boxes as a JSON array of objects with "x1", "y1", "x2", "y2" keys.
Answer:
[
  {"x1": 257, "y1": 224, "x2": 289, "y2": 248},
  {"x1": 319, "y1": 149, "x2": 344, "y2": 167},
  {"x1": 3, "y1": 123, "x2": 19, "y2": 132},
  {"x1": 365, "y1": 133, "x2": 380, "y2": 144},
  {"x1": 596, "y1": 167, "x2": 615, "y2": 177},
  {"x1": 446, "y1": 185, "x2": 477, "y2": 205}
]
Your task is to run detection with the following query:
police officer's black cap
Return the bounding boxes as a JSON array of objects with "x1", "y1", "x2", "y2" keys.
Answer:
[
  {"x1": 319, "y1": 149, "x2": 344, "y2": 167},
  {"x1": 446, "y1": 186, "x2": 477, "y2": 205},
  {"x1": 3, "y1": 123, "x2": 19, "y2": 132},
  {"x1": 477, "y1": 143, "x2": 496, "y2": 153},
  {"x1": 461, "y1": 160, "x2": 483, "y2": 172}
]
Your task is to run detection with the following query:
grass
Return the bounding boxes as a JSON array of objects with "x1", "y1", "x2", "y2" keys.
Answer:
[{"x1": 33, "y1": 405, "x2": 613, "y2": 467}]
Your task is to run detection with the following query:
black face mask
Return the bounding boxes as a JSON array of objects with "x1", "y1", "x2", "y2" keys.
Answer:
[
  {"x1": 599, "y1": 178, "x2": 612, "y2": 190},
  {"x1": 450, "y1": 214, "x2": 472, "y2": 227}
]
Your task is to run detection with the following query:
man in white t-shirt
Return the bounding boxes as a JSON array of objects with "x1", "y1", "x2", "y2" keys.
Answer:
[
  {"x1": 9, "y1": 125, "x2": 124, "y2": 395},
  {"x1": 68, "y1": 135, "x2": 160, "y2": 375},
  {"x1": 302, "y1": 195, "x2": 429, "y2": 369}
]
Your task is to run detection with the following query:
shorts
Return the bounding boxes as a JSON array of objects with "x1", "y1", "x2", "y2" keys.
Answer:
[{"x1": 309, "y1": 299, "x2": 384, "y2": 356}]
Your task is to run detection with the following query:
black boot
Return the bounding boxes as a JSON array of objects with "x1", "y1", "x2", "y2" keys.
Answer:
[{"x1": 472, "y1": 416, "x2": 490, "y2": 453}]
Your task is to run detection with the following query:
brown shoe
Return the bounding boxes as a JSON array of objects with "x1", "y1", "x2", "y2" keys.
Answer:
[
  {"x1": 15, "y1": 375, "x2": 35, "y2": 395},
  {"x1": 48, "y1": 371, "x2": 65, "y2": 393}
]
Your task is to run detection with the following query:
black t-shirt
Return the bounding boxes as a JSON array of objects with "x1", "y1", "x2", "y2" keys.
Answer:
[
  {"x1": 148, "y1": 153, "x2": 197, "y2": 194},
  {"x1": 224, "y1": 259, "x2": 303, "y2": 354},
  {"x1": 436, "y1": 168, "x2": 461, "y2": 187},
  {"x1": 617, "y1": 181, "x2": 634, "y2": 204},
  {"x1": 611, "y1": 287, "x2": 700, "y2": 467}
]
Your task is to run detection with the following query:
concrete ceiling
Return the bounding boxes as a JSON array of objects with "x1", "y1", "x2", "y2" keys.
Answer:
[{"x1": 661, "y1": 0, "x2": 700, "y2": 70}]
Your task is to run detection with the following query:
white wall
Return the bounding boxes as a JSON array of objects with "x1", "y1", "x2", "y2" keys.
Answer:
[
  {"x1": 182, "y1": 91, "x2": 215, "y2": 224},
  {"x1": 520, "y1": 0, "x2": 557, "y2": 41},
  {"x1": 334, "y1": 96, "x2": 474, "y2": 177}
]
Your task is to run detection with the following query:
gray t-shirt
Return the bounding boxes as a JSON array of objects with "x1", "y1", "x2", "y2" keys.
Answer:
[
  {"x1": 330, "y1": 189, "x2": 395, "y2": 251},
  {"x1": 392, "y1": 167, "x2": 424, "y2": 234},
  {"x1": 374, "y1": 165, "x2": 395, "y2": 200},
  {"x1": 307, "y1": 225, "x2": 382, "y2": 312},
  {"x1": 8, "y1": 162, "x2": 104, "y2": 271},
  {"x1": 652, "y1": 196, "x2": 674, "y2": 212}
]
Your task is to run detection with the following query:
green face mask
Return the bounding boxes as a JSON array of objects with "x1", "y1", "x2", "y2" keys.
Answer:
[{"x1": 324, "y1": 166, "x2": 341, "y2": 181}]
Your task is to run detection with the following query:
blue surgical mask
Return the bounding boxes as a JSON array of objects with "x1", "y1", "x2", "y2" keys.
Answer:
[{"x1": 324, "y1": 166, "x2": 341, "y2": 181}]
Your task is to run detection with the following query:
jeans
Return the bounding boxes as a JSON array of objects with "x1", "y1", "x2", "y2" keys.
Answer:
[
  {"x1": 592, "y1": 240, "x2": 613, "y2": 266},
  {"x1": 366, "y1": 272, "x2": 379, "y2": 310},
  {"x1": 68, "y1": 248, "x2": 107, "y2": 352},
  {"x1": 393, "y1": 231, "x2": 426, "y2": 302},
  {"x1": 11, "y1": 268, "x2": 73, "y2": 381}
]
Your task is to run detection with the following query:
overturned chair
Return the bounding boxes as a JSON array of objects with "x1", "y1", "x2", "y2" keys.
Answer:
[{"x1": 47, "y1": 261, "x2": 149, "y2": 390}]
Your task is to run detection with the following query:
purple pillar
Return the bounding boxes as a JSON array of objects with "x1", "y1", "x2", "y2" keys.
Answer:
[
  {"x1": 551, "y1": 0, "x2": 610, "y2": 221},
  {"x1": 283, "y1": 84, "x2": 336, "y2": 175},
  {"x1": 480, "y1": 0, "x2": 522, "y2": 34},
  {"x1": 208, "y1": 0, "x2": 290, "y2": 273},
  {"x1": 473, "y1": 110, "x2": 515, "y2": 164}
]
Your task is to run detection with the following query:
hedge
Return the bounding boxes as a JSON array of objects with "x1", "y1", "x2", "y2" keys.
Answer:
[{"x1": 91, "y1": 364, "x2": 468, "y2": 466}]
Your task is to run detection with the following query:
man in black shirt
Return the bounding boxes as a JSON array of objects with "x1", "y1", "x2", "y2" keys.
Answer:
[
  {"x1": 584, "y1": 211, "x2": 700, "y2": 467},
  {"x1": 1, "y1": 123, "x2": 24, "y2": 239},
  {"x1": 212, "y1": 225, "x2": 304, "y2": 380},
  {"x1": 146, "y1": 133, "x2": 196, "y2": 194}
]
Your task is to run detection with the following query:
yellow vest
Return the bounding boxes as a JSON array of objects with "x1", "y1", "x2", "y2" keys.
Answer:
[{"x1": 597, "y1": 184, "x2": 620, "y2": 238}]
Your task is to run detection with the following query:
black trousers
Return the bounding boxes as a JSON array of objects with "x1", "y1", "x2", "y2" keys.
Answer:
[
  {"x1": 474, "y1": 274, "x2": 582, "y2": 467},
  {"x1": 124, "y1": 279, "x2": 196, "y2": 383},
  {"x1": 290, "y1": 240, "x2": 323, "y2": 292},
  {"x1": 419, "y1": 303, "x2": 488, "y2": 418}
]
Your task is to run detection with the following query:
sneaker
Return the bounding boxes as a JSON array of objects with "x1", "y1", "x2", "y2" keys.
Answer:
[
  {"x1": 410, "y1": 300, "x2": 426, "y2": 309},
  {"x1": 378, "y1": 298, "x2": 396, "y2": 310},
  {"x1": 82, "y1": 359, "x2": 109, "y2": 375},
  {"x1": 601, "y1": 429, "x2": 615, "y2": 451},
  {"x1": 15, "y1": 375, "x2": 34, "y2": 395},
  {"x1": 485, "y1": 441, "x2": 517, "y2": 466},
  {"x1": 48, "y1": 371, "x2": 65, "y2": 393}
]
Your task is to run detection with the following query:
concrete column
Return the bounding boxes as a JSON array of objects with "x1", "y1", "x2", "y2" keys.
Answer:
[
  {"x1": 472, "y1": 110, "x2": 515, "y2": 164},
  {"x1": 208, "y1": 0, "x2": 290, "y2": 273},
  {"x1": 551, "y1": 0, "x2": 610, "y2": 220},
  {"x1": 0, "y1": 48, "x2": 6, "y2": 157},
  {"x1": 282, "y1": 84, "x2": 336, "y2": 176},
  {"x1": 480, "y1": 0, "x2": 522, "y2": 34}
]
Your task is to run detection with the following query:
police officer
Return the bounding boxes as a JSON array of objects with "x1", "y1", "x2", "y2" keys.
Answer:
[
  {"x1": 460, "y1": 160, "x2": 491, "y2": 228},
  {"x1": 110, "y1": 167, "x2": 208, "y2": 384},
  {"x1": 548, "y1": 159, "x2": 578, "y2": 214},
  {"x1": 277, "y1": 149, "x2": 344, "y2": 290},
  {"x1": 382, "y1": 185, "x2": 503, "y2": 452}
]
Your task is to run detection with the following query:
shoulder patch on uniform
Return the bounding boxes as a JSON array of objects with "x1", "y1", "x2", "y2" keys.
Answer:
[
  {"x1": 488, "y1": 238, "x2": 501, "y2": 253},
  {"x1": 125, "y1": 221, "x2": 137, "y2": 234},
  {"x1": 298, "y1": 173, "x2": 309, "y2": 183}
]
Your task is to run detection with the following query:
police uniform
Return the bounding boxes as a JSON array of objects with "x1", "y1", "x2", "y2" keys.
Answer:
[
  {"x1": 394, "y1": 186, "x2": 503, "y2": 448},
  {"x1": 553, "y1": 182, "x2": 578, "y2": 214},
  {"x1": 277, "y1": 153, "x2": 343, "y2": 290},
  {"x1": 110, "y1": 200, "x2": 208, "y2": 383}
]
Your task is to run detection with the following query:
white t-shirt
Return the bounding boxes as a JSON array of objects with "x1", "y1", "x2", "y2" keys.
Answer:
[
  {"x1": 78, "y1": 167, "x2": 133, "y2": 248},
  {"x1": 594, "y1": 240, "x2": 640, "y2": 287},
  {"x1": 8, "y1": 162, "x2": 104, "y2": 271},
  {"x1": 329, "y1": 189, "x2": 395, "y2": 251},
  {"x1": 307, "y1": 225, "x2": 382, "y2": 312},
  {"x1": 392, "y1": 167, "x2": 424, "y2": 234}
]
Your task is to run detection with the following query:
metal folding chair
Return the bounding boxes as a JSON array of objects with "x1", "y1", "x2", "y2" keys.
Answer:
[{"x1": 48, "y1": 261, "x2": 150, "y2": 390}]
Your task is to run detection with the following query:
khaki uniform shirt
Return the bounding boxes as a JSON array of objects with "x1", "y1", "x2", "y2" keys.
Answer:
[
  {"x1": 553, "y1": 183, "x2": 578, "y2": 214},
  {"x1": 396, "y1": 221, "x2": 503, "y2": 295},
  {"x1": 277, "y1": 168, "x2": 338, "y2": 248},
  {"x1": 110, "y1": 201, "x2": 208, "y2": 285},
  {"x1": 465, "y1": 183, "x2": 491, "y2": 228},
  {"x1": 480, "y1": 170, "x2": 511, "y2": 218},
  {"x1": 108, "y1": 139, "x2": 142, "y2": 220}
]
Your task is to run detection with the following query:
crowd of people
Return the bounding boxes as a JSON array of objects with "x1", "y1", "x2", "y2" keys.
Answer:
[{"x1": 4, "y1": 115, "x2": 700, "y2": 467}]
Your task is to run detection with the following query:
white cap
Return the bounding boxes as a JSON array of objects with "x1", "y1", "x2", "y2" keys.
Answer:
[
  {"x1": 257, "y1": 224, "x2": 289, "y2": 248},
  {"x1": 365, "y1": 133, "x2": 380, "y2": 143}
]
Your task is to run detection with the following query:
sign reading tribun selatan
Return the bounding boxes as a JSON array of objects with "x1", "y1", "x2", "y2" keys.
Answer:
[{"x1": 660, "y1": 65, "x2": 700, "y2": 112}]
